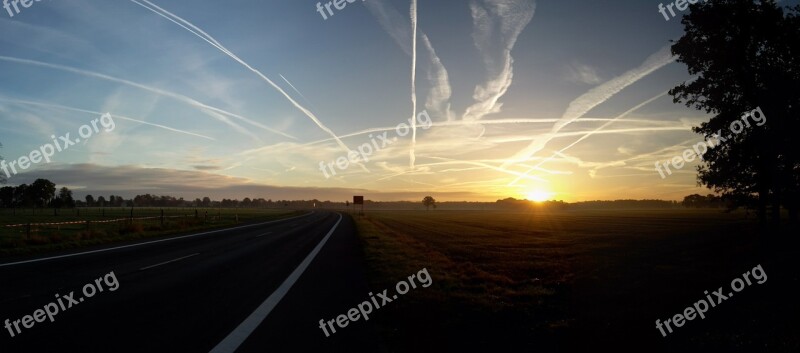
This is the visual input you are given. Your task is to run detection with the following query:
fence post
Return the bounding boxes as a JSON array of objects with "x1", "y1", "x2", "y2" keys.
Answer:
[
  {"x1": 161, "y1": 209, "x2": 164, "y2": 226},
  {"x1": 26, "y1": 222, "x2": 31, "y2": 239},
  {"x1": 86, "y1": 220, "x2": 91, "y2": 231}
]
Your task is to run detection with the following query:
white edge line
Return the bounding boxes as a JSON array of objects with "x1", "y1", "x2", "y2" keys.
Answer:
[
  {"x1": 139, "y1": 253, "x2": 200, "y2": 271},
  {"x1": 0, "y1": 212, "x2": 314, "y2": 268},
  {"x1": 209, "y1": 213, "x2": 343, "y2": 353}
]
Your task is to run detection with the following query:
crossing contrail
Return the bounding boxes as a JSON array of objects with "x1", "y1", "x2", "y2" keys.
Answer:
[
  {"x1": 130, "y1": 0, "x2": 353, "y2": 155},
  {"x1": 0, "y1": 97, "x2": 216, "y2": 141},
  {"x1": 279, "y1": 74, "x2": 316, "y2": 110},
  {"x1": 508, "y1": 89, "x2": 673, "y2": 186},
  {"x1": 0, "y1": 55, "x2": 292, "y2": 141},
  {"x1": 501, "y1": 44, "x2": 677, "y2": 169}
]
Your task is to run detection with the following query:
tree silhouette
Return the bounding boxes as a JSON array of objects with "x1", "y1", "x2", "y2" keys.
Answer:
[
  {"x1": 0, "y1": 186, "x2": 13, "y2": 207},
  {"x1": 669, "y1": 0, "x2": 800, "y2": 226},
  {"x1": 422, "y1": 196, "x2": 437, "y2": 211},
  {"x1": 29, "y1": 179, "x2": 56, "y2": 208},
  {"x1": 13, "y1": 184, "x2": 30, "y2": 208},
  {"x1": 56, "y1": 187, "x2": 75, "y2": 208}
]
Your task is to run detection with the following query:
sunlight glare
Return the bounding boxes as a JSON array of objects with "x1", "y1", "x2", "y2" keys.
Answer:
[{"x1": 526, "y1": 189, "x2": 553, "y2": 202}]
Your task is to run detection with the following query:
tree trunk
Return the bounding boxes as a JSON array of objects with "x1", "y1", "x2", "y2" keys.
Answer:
[
  {"x1": 770, "y1": 164, "x2": 782, "y2": 230},
  {"x1": 757, "y1": 189, "x2": 768, "y2": 227},
  {"x1": 770, "y1": 199, "x2": 780, "y2": 229}
]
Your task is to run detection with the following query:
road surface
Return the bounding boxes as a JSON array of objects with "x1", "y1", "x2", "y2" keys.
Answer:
[{"x1": 0, "y1": 211, "x2": 383, "y2": 352}]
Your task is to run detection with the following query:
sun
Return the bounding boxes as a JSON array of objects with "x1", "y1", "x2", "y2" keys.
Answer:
[{"x1": 526, "y1": 189, "x2": 553, "y2": 202}]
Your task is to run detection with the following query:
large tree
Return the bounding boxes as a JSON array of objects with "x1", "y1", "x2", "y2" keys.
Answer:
[
  {"x1": 13, "y1": 184, "x2": 30, "y2": 207},
  {"x1": 85, "y1": 194, "x2": 95, "y2": 207},
  {"x1": 422, "y1": 196, "x2": 437, "y2": 211},
  {"x1": 56, "y1": 187, "x2": 75, "y2": 208},
  {"x1": 0, "y1": 186, "x2": 13, "y2": 208},
  {"x1": 29, "y1": 179, "x2": 56, "y2": 208},
  {"x1": 670, "y1": 0, "x2": 800, "y2": 226}
]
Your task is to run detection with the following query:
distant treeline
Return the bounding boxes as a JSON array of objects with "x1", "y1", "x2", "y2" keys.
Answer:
[
  {"x1": 569, "y1": 199, "x2": 681, "y2": 209},
  {"x1": 0, "y1": 179, "x2": 74, "y2": 209},
  {"x1": 1, "y1": 178, "x2": 725, "y2": 211},
  {"x1": 680, "y1": 194, "x2": 726, "y2": 209},
  {"x1": 0, "y1": 178, "x2": 319, "y2": 209},
  {"x1": 345, "y1": 198, "x2": 683, "y2": 210},
  {"x1": 494, "y1": 198, "x2": 681, "y2": 210},
  {"x1": 353, "y1": 197, "x2": 727, "y2": 210}
]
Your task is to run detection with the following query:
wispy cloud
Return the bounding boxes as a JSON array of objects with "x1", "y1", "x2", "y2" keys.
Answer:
[
  {"x1": 421, "y1": 34, "x2": 455, "y2": 122},
  {"x1": 462, "y1": 0, "x2": 535, "y2": 122},
  {"x1": 565, "y1": 62, "x2": 602, "y2": 85},
  {"x1": 13, "y1": 163, "x2": 482, "y2": 201}
]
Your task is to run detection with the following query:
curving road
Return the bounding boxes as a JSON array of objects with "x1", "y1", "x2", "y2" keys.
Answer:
[{"x1": 0, "y1": 211, "x2": 383, "y2": 352}]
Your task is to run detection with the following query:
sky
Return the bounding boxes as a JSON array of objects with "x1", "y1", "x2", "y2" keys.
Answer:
[{"x1": 1, "y1": 0, "x2": 796, "y2": 202}]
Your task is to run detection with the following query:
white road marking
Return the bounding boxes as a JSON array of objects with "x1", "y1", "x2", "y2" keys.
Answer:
[
  {"x1": 209, "y1": 213, "x2": 343, "y2": 353},
  {"x1": 255, "y1": 232, "x2": 272, "y2": 238},
  {"x1": 139, "y1": 253, "x2": 200, "y2": 271},
  {"x1": 0, "y1": 212, "x2": 314, "y2": 268}
]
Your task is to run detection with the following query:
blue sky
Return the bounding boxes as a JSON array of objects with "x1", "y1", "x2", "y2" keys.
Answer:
[{"x1": 1, "y1": 0, "x2": 796, "y2": 202}]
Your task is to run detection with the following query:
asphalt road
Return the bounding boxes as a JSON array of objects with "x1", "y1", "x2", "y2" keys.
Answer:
[{"x1": 0, "y1": 211, "x2": 383, "y2": 352}]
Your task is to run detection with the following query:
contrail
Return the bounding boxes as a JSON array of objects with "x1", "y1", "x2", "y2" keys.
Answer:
[
  {"x1": 364, "y1": 0, "x2": 455, "y2": 122},
  {"x1": 288, "y1": 118, "x2": 679, "y2": 150},
  {"x1": 130, "y1": 0, "x2": 352, "y2": 154},
  {"x1": 488, "y1": 126, "x2": 690, "y2": 143},
  {"x1": 501, "y1": 44, "x2": 677, "y2": 168},
  {"x1": 508, "y1": 89, "x2": 672, "y2": 185},
  {"x1": 0, "y1": 97, "x2": 216, "y2": 141},
  {"x1": 367, "y1": 157, "x2": 549, "y2": 184},
  {"x1": 0, "y1": 55, "x2": 294, "y2": 140},
  {"x1": 508, "y1": 76, "x2": 699, "y2": 185},
  {"x1": 279, "y1": 74, "x2": 316, "y2": 110},
  {"x1": 409, "y1": 0, "x2": 419, "y2": 169}
]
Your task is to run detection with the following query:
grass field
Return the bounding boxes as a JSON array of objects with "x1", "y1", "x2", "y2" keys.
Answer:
[
  {"x1": 354, "y1": 208, "x2": 799, "y2": 352},
  {"x1": 0, "y1": 207, "x2": 301, "y2": 257}
]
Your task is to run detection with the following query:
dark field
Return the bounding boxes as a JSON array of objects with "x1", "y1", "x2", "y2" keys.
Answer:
[{"x1": 354, "y1": 209, "x2": 799, "y2": 352}]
